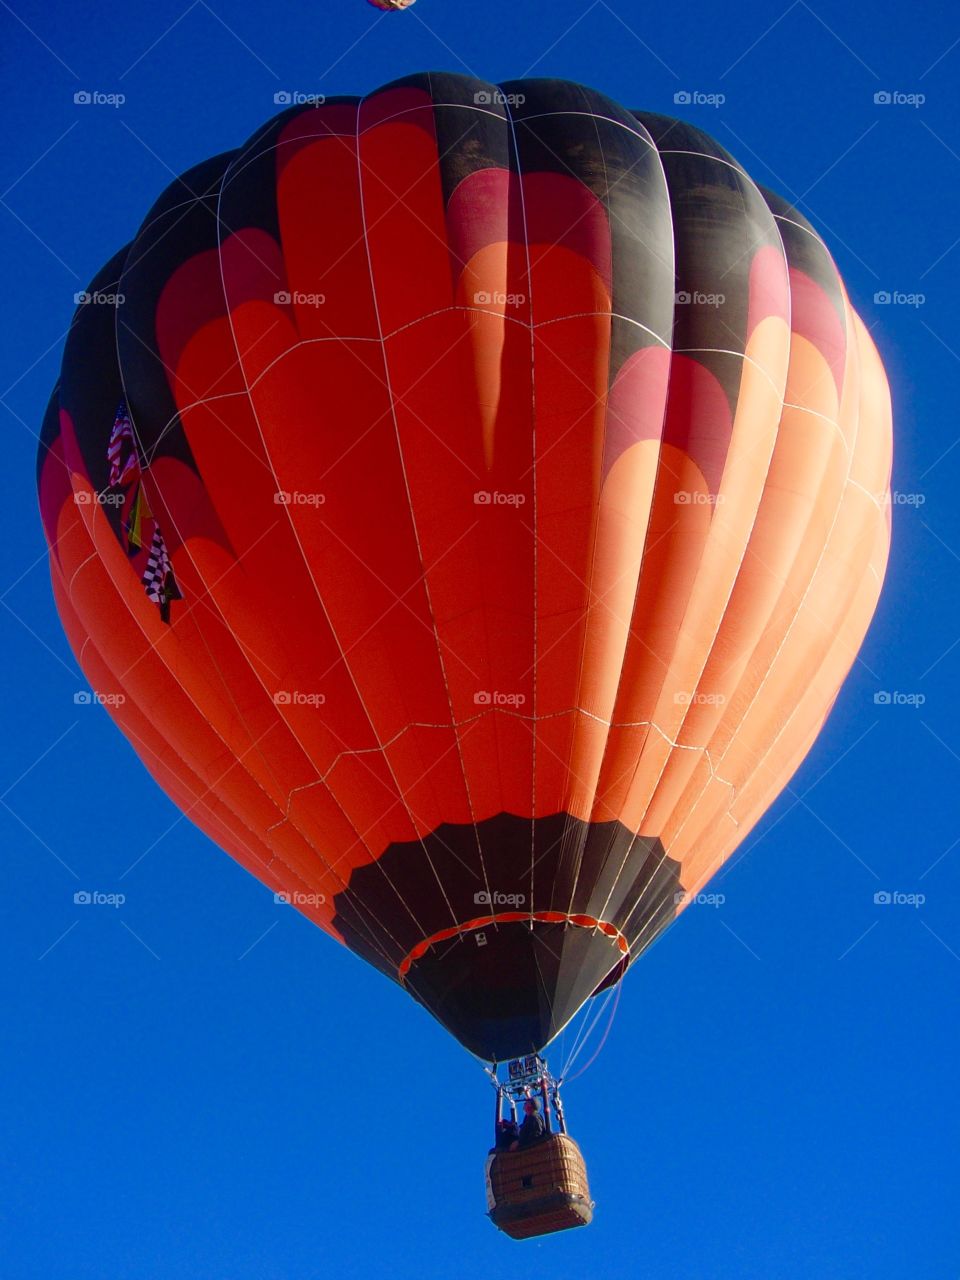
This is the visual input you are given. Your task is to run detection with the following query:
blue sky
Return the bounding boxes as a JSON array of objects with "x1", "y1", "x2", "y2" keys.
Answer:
[{"x1": 2, "y1": 1, "x2": 959, "y2": 1277}]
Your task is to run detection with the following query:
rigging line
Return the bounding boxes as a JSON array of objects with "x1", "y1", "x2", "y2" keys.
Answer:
[
  {"x1": 561, "y1": 983, "x2": 618, "y2": 1080},
  {"x1": 557, "y1": 997, "x2": 594, "y2": 1079},
  {"x1": 564, "y1": 980, "x2": 622, "y2": 1083}
]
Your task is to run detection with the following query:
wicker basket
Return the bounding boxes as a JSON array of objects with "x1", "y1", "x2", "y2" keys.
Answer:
[{"x1": 487, "y1": 1133, "x2": 594, "y2": 1239}]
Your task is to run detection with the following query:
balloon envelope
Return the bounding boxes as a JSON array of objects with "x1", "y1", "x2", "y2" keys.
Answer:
[{"x1": 38, "y1": 75, "x2": 892, "y2": 1061}]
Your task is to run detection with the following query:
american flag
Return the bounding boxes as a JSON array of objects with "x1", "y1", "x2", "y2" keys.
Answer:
[{"x1": 107, "y1": 401, "x2": 140, "y2": 488}]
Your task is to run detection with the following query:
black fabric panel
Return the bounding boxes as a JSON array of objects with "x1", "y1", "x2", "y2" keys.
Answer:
[
  {"x1": 761, "y1": 185, "x2": 847, "y2": 330},
  {"x1": 36, "y1": 388, "x2": 61, "y2": 490},
  {"x1": 117, "y1": 153, "x2": 234, "y2": 473},
  {"x1": 332, "y1": 813, "x2": 682, "y2": 1058},
  {"x1": 632, "y1": 111, "x2": 742, "y2": 168},
  {"x1": 220, "y1": 98, "x2": 360, "y2": 246},
  {"x1": 404, "y1": 919, "x2": 626, "y2": 1060},
  {"x1": 514, "y1": 88, "x2": 670, "y2": 366},
  {"x1": 432, "y1": 98, "x2": 515, "y2": 213},
  {"x1": 634, "y1": 110, "x2": 785, "y2": 416},
  {"x1": 58, "y1": 246, "x2": 131, "y2": 548}
]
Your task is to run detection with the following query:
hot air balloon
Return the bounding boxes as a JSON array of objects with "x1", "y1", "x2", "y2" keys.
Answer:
[
  {"x1": 367, "y1": 0, "x2": 416, "y2": 10},
  {"x1": 37, "y1": 74, "x2": 892, "y2": 1238}
]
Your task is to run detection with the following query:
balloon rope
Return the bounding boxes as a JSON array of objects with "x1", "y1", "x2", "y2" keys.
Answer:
[
  {"x1": 559, "y1": 982, "x2": 617, "y2": 1079},
  {"x1": 558, "y1": 996, "x2": 594, "y2": 1077},
  {"x1": 564, "y1": 981, "x2": 622, "y2": 1084}
]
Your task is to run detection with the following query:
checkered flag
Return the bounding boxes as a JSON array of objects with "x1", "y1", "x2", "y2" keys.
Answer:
[{"x1": 141, "y1": 525, "x2": 183, "y2": 624}]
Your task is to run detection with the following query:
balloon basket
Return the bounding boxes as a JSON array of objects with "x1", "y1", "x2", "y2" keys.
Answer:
[{"x1": 487, "y1": 1134, "x2": 594, "y2": 1239}]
